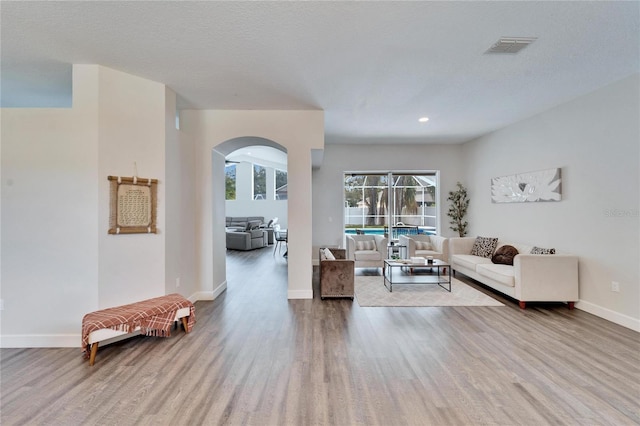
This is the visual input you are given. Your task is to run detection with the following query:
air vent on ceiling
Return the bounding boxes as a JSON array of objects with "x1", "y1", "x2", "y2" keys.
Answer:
[{"x1": 485, "y1": 37, "x2": 537, "y2": 54}]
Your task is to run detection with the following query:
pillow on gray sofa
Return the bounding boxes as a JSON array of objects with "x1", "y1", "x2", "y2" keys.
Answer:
[
  {"x1": 470, "y1": 236, "x2": 498, "y2": 258},
  {"x1": 246, "y1": 220, "x2": 262, "y2": 230},
  {"x1": 415, "y1": 241, "x2": 432, "y2": 250},
  {"x1": 492, "y1": 245, "x2": 519, "y2": 265}
]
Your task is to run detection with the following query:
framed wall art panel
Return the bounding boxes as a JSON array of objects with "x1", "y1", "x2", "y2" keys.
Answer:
[
  {"x1": 491, "y1": 168, "x2": 561, "y2": 203},
  {"x1": 108, "y1": 176, "x2": 158, "y2": 234}
]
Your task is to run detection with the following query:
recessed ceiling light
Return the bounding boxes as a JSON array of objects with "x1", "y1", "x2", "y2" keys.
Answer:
[{"x1": 418, "y1": 117, "x2": 429, "y2": 123}]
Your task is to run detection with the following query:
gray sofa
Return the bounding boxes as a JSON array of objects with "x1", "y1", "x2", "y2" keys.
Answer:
[
  {"x1": 225, "y1": 216, "x2": 265, "y2": 230},
  {"x1": 225, "y1": 216, "x2": 267, "y2": 250},
  {"x1": 226, "y1": 229, "x2": 266, "y2": 251},
  {"x1": 225, "y1": 216, "x2": 274, "y2": 245}
]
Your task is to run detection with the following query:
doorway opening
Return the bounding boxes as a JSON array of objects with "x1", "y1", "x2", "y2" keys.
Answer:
[{"x1": 216, "y1": 138, "x2": 288, "y2": 293}]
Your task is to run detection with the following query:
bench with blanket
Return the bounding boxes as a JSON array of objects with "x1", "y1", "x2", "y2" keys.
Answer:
[{"x1": 81, "y1": 293, "x2": 195, "y2": 366}]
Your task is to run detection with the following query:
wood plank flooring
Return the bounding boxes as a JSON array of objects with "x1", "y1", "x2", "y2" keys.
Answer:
[{"x1": 2, "y1": 247, "x2": 639, "y2": 425}]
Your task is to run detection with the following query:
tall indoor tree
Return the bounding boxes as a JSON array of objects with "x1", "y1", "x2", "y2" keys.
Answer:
[{"x1": 447, "y1": 182, "x2": 469, "y2": 237}]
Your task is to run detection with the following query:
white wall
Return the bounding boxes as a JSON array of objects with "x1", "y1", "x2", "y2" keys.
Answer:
[
  {"x1": 1, "y1": 65, "x2": 100, "y2": 346},
  {"x1": 225, "y1": 200, "x2": 287, "y2": 228},
  {"x1": 1, "y1": 65, "x2": 200, "y2": 347},
  {"x1": 463, "y1": 74, "x2": 639, "y2": 330},
  {"x1": 211, "y1": 149, "x2": 228, "y2": 299},
  {"x1": 312, "y1": 142, "x2": 465, "y2": 252},
  {"x1": 3, "y1": 61, "x2": 635, "y2": 349},
  {"x1": 164, "y1": 88, "x2": 198, "y2": 299},
  {"x1": 97, "y1": 66, "x2": 167, "y2": 309},
  {"x1": 234, "y1": 162, "x2": 253, "y2": 201},
  {"x1": 176, "y1": 128, "x2": 199, "y2": 299},
  {"x1": 181, "y1": 110, "x2": 324, "y2": 300}
]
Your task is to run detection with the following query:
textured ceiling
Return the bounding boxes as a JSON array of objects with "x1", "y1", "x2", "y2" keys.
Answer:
[
  {"x1": 2, "y1": 1, "x2": 639, "y2": 145},
  {"x1": 226, "y1": 145, "x2": 288, "y2": 170}
]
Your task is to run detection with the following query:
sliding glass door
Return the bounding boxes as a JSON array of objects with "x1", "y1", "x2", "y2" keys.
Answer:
[{"x1": 344, "y1": 172, "x2": 438, "y2": 237}]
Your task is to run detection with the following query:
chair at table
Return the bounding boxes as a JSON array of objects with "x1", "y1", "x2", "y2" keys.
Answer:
[{"x1": 273, "y1": 224, "x2": 288, "y2": 256}]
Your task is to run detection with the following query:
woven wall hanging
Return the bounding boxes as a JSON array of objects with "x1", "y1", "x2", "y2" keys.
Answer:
[{"x1": 108, "y1": 175, "x2": 158, "y2": 234}]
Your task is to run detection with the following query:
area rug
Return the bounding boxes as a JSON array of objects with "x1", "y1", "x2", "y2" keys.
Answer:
[{"x1": 354, "y1": 276, "x2": 504, "y2": 307}]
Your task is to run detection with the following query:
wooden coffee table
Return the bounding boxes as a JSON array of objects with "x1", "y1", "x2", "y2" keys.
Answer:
[{"x1": 383, "y1": 258, "x2": 451, "y2": 292}]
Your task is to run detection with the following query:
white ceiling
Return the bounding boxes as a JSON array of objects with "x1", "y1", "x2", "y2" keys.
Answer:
[
  {"x1": 2, "y1": 1, "x2": 639, "y2": 145},
  {"x1": 226, "y1": 145, "x2": 288, "y2": 170}
]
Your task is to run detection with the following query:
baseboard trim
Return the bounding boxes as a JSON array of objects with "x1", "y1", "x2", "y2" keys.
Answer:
[
  {"x1": 288, "y1": 289, "x2": 313, "y2": 299},
  {"x1": 212, "y1": 280, "x2": 227, "y2": 299},
  {"x1": 3, "y1": 292, "x2": 635, "y2": 347},
  {"x1": 188, "y1": 281, "x2": 226, "y2": 303},
  {"x1": 576, "y1": 300, "x2": 640, "y2": 332},
  {"x1": 0, "y1": 334, "x2": 79, "y2": 348},
  {"x1": 1, "y1": 283, "x2": 230, "y2": 348}
]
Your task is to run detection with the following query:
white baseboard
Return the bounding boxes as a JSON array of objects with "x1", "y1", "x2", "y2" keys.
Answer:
[
  {"x1": 188, "y1": 281, "x2": 227, "y2": 302},
  {"x1": 288, "y1": 289, "x2": 313, "y2": 299},
  {"x1": 1, "y1": 284, "x2": 230, "y2": 348},
  {"x1": 576, "y1": 300, "x2": 640, "y2": 332},
  {"x1": 212, "y1": 280, "x2": 227, "y2": 299},
  {"x1": 1, "y1": 334, "x2": 79, "y2": 348},
  {"x1": 5, "y1": 289, "x2": 635, "y2": 348}
]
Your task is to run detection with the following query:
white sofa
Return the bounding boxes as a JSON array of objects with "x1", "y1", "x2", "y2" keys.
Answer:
[
  {"x1": 346, "y1": 234, "x2": 388, "y2": 269},
  {"x1": 399, "y1": 234, "x2": 449, "y2": 262},
  {"x1": 450, "y1": 237, "x2": 579, "y2": 309}
]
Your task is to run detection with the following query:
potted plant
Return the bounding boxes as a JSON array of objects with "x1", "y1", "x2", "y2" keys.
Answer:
[{"x1": 447, "y1": 182, "x2": 469, "y2": 237}]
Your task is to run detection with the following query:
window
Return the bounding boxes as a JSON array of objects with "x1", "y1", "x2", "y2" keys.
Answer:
[
  {"x1": 225, "y1": 164, "x2": 236, "y2": 200},
  {"x1": 391, "y1": 174, "x2": 437, "y2": 228},
  {"x1": 344, "y1": 174, "x2": 388, "y2": 227},
  {"x1": 275, "y1": 169, "x2": 287, "y2": 200},
  {"x1": 344, "y1": 172, "x2": 438, "y2": 235},
  {"x1": 253, "y1": 164, "x2": 266, "y2": 200}
]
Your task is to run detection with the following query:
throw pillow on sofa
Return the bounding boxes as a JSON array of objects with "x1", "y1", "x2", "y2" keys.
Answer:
[
  {"x1": 323, "y1": 247, "x2": 336, "y2": 260},
  {"x1": 531, "y1": 246, "x2": 556, "y2": 254},
  {"x1": 470, "y1": 236, "x2": 498, "y2": 258},
  {"x1": 246, "y1": 220, "x2": 262, "y2": 230},
  {"x1": 492, "y1": 245, "x2": 519, "y2": 265},
  {"x1": 356, "y1": 240, "x2": 376, "y2": 251},
  {"x1": 415, "y1": 241, "x2": 432, "y2": 250}
]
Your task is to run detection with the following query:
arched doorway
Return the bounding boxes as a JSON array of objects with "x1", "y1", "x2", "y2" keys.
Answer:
[
  {"x1": 213, "y1": 137, "x2": 288, "y2": 292},
  {"x1": 219, "y1": 138, "x2": 289, "y2": 265},
  {"x1": 183, "y1": 109, "x2": 323, "y2": 302}
]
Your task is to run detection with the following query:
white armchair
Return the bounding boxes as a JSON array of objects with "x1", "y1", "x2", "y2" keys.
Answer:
[
  {"x1": 399, "y1": 234, "x2": 449, "y2": 262},
  {"x1": 346, "y1": 234, "x2": 388, "y2": 269}
]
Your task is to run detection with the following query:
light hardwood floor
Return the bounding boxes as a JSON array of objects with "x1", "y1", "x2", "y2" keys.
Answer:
[{"x1": 2, "y1": 247, "x2": 639, "y2": 425}]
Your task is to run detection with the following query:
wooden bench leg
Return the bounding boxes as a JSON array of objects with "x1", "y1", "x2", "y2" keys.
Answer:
[
  {"x1": 89, "y1": 343, "x2": 99, "y2": 366},
  {"x1": 181, "y1": 317, "x2": 189, "y2": 333},
  {"x1": 568, "y1": 301, "x2": 575, "y2": 310},
  {"x1": 519, "y1": 301, "x2": 526, "y2": 309}
]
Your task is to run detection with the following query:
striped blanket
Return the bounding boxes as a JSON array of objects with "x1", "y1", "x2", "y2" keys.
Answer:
[{"x1": 81, "y1": 293, "x2": 195, "y2": 354}]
